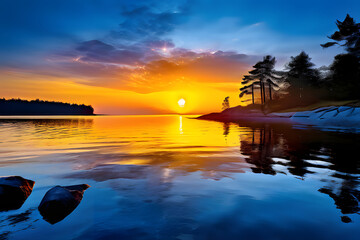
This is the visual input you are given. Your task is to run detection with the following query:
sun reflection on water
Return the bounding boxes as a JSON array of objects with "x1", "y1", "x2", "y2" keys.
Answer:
[{"x1": 179, "y1": 116, "x2": 183, "y2": 134}]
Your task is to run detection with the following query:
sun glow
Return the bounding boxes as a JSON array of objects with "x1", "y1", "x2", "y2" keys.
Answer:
[{"x1": 178, "y1": 98, "x2": 185, "y2": 107}]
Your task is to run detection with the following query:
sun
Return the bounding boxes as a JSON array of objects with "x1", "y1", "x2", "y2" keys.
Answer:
[{"x1": 178, "y1": 98, "x2": 185, "y2": 107}]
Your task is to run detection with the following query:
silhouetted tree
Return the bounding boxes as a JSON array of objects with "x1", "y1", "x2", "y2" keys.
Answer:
[
  {"x1": 285, "y1": 51, "x2": 321, "y2": 103},
  {"x1": 240, "y1": 55, "x2": 281, "y2": 105},
  {"x1": 321, "y1": 14, "x2": 360, "y2": 57},
  {"x1": 240, "y1": 81, "x2": 256, "y2": 104},
  {"x1": 321, "y1": 15, "x2": 360, "y2": 100},
  {"x1": 222, "y1": 96, "x2": 230, "y2": 110},
  {"x1": 326, "y1": 54, "x2": 360, "y2": 99}
]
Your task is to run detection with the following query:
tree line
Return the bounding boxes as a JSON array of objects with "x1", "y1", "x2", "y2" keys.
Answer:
[
  {"x1": 238, "y1": 14, "x2": 360, "y2": 111},
  {"x1": 0, "y1": 98, "x2": 94, "y2": 115}
]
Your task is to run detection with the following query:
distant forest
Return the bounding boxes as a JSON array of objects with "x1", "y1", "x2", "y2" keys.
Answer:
[{"x1": 0, "y1": 98, "x2": 94, "y2": 115}]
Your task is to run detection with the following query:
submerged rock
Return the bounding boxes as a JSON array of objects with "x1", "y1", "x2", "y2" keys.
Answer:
[
  {"x1": 38, "y1": 184, "x2": 90, "y2": 224},
  {"x1": 0, "y1": 176, "x2": 35, "y2": 211}
]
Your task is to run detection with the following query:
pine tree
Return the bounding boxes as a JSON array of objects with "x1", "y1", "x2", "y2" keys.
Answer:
[
  {"x1": 222, "y1": 96, "x2": 230, "y2": 110},
  {"x1": 328, "y1": 54, "x2": 360, "y2": 99},
  {"x1": 321, "y1": 14, "x2": 360, "y2": 57},
  {"x1": 285, "y1": 51, "x2": 320, "y2": 102},
  {"x1": 240, "y1": 55, "x2": 281, "y2": 105},
  {"x1": 321, "y1": 15, "x2": 360, "y2": 100}
]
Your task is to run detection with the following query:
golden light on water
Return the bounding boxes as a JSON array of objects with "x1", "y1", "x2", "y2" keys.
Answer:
[
  {"x1": 178, "y1": 98, "x2": 186, "y2": 108},
  {"x1": 179, "y1": 116, "x2": 183, "y2": 134}
]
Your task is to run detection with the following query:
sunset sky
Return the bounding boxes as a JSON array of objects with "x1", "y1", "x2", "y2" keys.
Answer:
[{"x1": 1, "y1": 0, "x2": 359, "y2": 114}]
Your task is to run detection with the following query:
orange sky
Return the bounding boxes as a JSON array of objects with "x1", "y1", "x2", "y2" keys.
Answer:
[{"x1": 0, "y1": 50, "x2": 254, "y2": 115}]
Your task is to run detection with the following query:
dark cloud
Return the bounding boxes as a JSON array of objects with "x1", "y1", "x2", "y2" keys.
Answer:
[
  {"x1": 75, "y1": 40, "x2": 144, "y2": 65},
  {"x1": 70, "y1": 39, "x2": 179, "y2": 66},
  {"x1": 109, "y1": 3, "x2": 190, "y2": 42}
]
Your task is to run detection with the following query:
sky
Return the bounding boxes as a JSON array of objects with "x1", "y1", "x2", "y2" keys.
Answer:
[{"x1": 0, "y1": 0, "x2": 359, "y2": 114}]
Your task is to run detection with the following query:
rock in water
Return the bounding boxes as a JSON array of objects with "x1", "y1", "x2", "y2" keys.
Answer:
[
  {"x1": 0, "y1": 176, "x2": 35, "y2": 211},
  {"x1": 38, "y1": 184, "x2": 90, "y2": 224}
]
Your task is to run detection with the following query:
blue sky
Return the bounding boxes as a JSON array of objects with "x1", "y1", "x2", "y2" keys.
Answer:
[
  {"x1": 0, "y1": 0, "x2": 359, "y2": 113},
  {"x1": 1, "y1": 0, "x2": 359, "y2": 68}
]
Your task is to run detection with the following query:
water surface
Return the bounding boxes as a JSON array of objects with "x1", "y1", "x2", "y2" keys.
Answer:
[{"x1": 0, "y1": 115, "x2": 359, "y2": 240}]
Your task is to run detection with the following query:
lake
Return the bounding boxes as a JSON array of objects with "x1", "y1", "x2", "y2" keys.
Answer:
[{"x1": 0, "y1": 115, "x2": 359, "y2": 240}]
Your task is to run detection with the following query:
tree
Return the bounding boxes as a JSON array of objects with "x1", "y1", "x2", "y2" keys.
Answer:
[
  {"x1": 239, "y1": 80, "x2": 256, "y2": 104},
  {"x1": 327, "y1": 54, "x2": 360, "y2": 99},
  {"x1": 285, "y1": 51, "x2": 320, "y2": 102},
  {"x1": 321, "y1": 14, "x2": 360, "y2": 57},
  {"x1": 222, "y1": 96, "x2": 230, "y2": 110},
  {"x1": 321, "y1": 15, "x2": 360, "y2": 100},
  {"x1": 240, "y1": 55, "x2": 281, "y2": 105}
]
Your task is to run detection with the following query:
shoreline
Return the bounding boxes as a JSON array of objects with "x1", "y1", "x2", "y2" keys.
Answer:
[{"x1": 197, "y1": 105, "x2": 360, "y2": 130}]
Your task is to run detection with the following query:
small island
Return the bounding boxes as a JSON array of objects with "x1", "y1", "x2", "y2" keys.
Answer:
[{"x1": 0, "y1": 98, "x2": 94, "y2": 115}]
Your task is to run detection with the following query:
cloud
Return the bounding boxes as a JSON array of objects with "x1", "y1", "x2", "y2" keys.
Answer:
[
  {"x1": 121, "y1": 50, "x2": 254, "y2": 93},
  {"x1": 75, "y1": 40, "x2": 144, "y2": 65},
  {"x1": 32, "y1": 41, "x2": 255, "y2": 94},
  {"x1": 110, "y1": 6, "x2": 182, "y2": 41}
]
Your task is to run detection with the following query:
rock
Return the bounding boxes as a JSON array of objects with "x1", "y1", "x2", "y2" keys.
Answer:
[
  {"x1": 38, "y1": 184, "x2": 90, "y2": 224},
  {"x1": 290, "y1": 106, "x2": 360, "y2": 128},
  {"x1": 337, "y1": 106, "x2": 353, "y2": 113},
  {"x1": 351, "y1": 108, "x2": 360, "y2": 116},
  {"x1": 0, "y1": 176, "x2": 35, "y2": 211}
]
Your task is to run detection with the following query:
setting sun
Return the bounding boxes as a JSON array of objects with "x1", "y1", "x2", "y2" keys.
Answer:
[{"x1": 178, "y1": 98, "x2": 185, "y2": 107}]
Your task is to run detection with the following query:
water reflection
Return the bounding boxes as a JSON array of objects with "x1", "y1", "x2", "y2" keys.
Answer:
[
  {"x1": 179, "y1": 116, "x2": 183, "y2": 134},
  {"x1": 319, "y1": 184, "x2": 360, "y2": 223},
  {"x1": 234, "y1": 121, "x2": 360, "y2": 221},
  {"x1": 0, "y1": 118, "x2": 93, "y2": 127},
  {"x1": 222, "y1": 122, "x2": 230, "y2": 138},
  {"x1": 236, "y1": 122, "x2": 360, "y2": 176},
  {"x1": 0, "y1": 208, "x2": 38, "y2": 240},
  {"x1": 0, "y1": 116, "x2": 360, "y2": 239},
  {"x1": 240, "y1": 126, "x2": 277, "y2": 175}
]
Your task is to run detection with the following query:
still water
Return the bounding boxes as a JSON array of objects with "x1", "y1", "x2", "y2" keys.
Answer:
[{"x1": 0, "y1": 115, "x2": 359, "y2": 240}]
